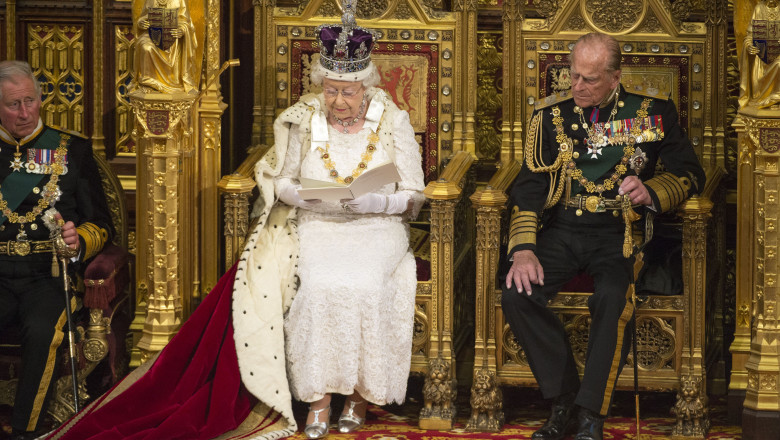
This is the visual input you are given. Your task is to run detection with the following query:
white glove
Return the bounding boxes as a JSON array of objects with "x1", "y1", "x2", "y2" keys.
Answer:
[
  {"x1": 278, "y1": 183, "x2": 320, "y2": 208},
  {"x1": 346, "y1": 193, "x2": 410, "y2": 215}
]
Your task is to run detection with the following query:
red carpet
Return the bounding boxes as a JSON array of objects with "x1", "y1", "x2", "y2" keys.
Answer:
[
  {"x1": 287, "y1": 385, "x2": 742, "y2": 439},
  {"x1": 0, "y1": 385, "x2": 745, "y2": 439}
]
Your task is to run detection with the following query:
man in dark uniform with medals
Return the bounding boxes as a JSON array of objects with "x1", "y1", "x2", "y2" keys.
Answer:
[
  {"x1": 0, "y1": 60, "x2": 112, "y2": 439},
  {"x1": 501, "y1": 33, "x2": 705, "y2": 440}
]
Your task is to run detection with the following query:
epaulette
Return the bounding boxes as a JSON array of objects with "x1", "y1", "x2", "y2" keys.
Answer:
[
  {"x1": 50, "y1": 125, "x2": 88, "y2": 139},
  {"x1": 624, "y1": 85, "x2": 670, "y2": 101},
  {"x1": 534, "y1": 91, "x2": 574, "y2": 110}
]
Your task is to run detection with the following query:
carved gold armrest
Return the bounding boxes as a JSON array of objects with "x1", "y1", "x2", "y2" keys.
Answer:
[{"x1": 218, "y1": 145, "x2": 269, "y2": 269}]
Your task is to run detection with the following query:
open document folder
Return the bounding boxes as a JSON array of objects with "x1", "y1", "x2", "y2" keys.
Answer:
[{"x1": 297, "y1": 161, "x2": 401, "y2": 202}]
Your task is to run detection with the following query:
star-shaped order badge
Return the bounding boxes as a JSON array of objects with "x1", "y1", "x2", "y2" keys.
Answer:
[
  {"x1": 10, "y1": 153, "x2": 24, "y2": 172},
  {"x1": 587, "y1": 145, "x2": 603, "y2": 159}
]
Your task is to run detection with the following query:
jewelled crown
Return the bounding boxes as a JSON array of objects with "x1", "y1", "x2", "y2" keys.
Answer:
[{"x1": 316, "y1": 0, "x2": 377, "y2": 74}]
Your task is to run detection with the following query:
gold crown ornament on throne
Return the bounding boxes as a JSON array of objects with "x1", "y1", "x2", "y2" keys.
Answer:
[{"x1": 314, "y1": 0, "x2": 378, "y2": 81}]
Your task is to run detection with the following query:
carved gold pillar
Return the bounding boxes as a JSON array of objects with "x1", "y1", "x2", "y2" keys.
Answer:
[
  {"x1": 194, "y1": 0, "x2": 228, "y2": 309},
  {"x1": 730, "y1": 114, "x2": 754, "y2": 414},
  {"x1": 130, "y1": 91, "x2": 196, "y2": 365},
  {"x1": 452, "y1": 0, "x2": 477, "y2": 157},
  {"x1": 92, "y1": 0, "x2": 106, "y2": 156},
  {"x1": 253, "y1": 0, "x2": 276, "y2": 146},
  {"x1": 466, "y1": 159, "x2": 520, "y2": 432},
  {"x1": 5, "y1": 0, "x2": 16, "y2": 60},
  {"x1": 739, "y1": 108, "x2": 780, "y2": 440},
  {"x1": 701, "y1": 0, "x2": 727, "y2": 169},
  {"x1": 671, "y1": 196, "x2": 713, "y2": 439},
  {"x1": 419, "y1": 151, "x2": 473, "y2": 430},
  {"x1": 501, "y1": 0, "x2": 523, "y2": 164}
]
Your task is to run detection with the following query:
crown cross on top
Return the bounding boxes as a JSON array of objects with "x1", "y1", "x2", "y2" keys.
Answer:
[{"x1": 316, "y1": 0, "x2": 377, "y2": 74}]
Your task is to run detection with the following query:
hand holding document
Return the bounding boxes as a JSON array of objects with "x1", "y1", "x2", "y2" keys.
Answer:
[{"x1": 297, "y1": 161, "x2": 401, "y2": 202}]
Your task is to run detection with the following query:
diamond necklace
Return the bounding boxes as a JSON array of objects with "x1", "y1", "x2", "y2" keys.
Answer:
[{"x1": 332, "y1": 95, "x2": 368, "y2": 134}]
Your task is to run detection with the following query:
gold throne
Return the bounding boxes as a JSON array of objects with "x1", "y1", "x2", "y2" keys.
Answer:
[
  {"x1": 467, "y1": 1, "x2": 727, "y2": 439},
  {"x1": 220, "y1": 0, "x2": 477, "y2": 431}
]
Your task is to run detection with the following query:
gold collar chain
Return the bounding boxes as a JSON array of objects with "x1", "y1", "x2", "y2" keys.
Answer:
[
  {"x1": 0, "y1": 143, "x2": 67, "y2": 225},
  {"x1": 316, "y1": 129, "x2": 380, "y2": 184},
  {"x1": 563, "y1": 97, "x2": 653, "y2": 197}
]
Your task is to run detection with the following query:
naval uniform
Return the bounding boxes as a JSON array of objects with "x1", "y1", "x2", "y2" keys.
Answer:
[
  {"x1": 0, "y1": 121, "x2": 112, "y2": 432},
  {"x1": 501, "y1": 85, "x2": 705, "y2": 416}
]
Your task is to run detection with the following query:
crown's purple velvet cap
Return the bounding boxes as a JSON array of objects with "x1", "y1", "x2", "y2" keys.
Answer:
[{"x1": 319, "y1": 26, "x2": 374, "y2": 60}]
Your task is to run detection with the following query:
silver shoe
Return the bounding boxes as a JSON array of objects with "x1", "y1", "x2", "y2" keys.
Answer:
[
  {"x1": 304, "y1": 406, "x2": 330, "y2": 439},
  {"x1": 338, "y1": 400, "x2": 366, "y2": 433}
]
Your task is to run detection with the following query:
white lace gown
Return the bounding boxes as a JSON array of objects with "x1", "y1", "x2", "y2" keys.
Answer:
[{"x1": 276, "y1": 109, "x2": 425, "y2": 405}]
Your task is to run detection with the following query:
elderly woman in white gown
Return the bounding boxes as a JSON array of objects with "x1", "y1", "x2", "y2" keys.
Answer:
[{"x1": 272, "y1": 7, "x2": 425, "y2": 439}]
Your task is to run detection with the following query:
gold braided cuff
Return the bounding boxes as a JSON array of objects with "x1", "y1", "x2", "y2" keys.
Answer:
[
  {"x1": 508, "y1": 207, "x2": 538, "y2": 254},
  {"x1": 644, "y1": 172, "x2": 691, "y2": 212},
  {"x1": 77, "y1": 222, "x2": 109, "y2": 261}
]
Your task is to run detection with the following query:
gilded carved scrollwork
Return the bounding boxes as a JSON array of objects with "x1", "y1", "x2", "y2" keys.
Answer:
[
  {"x1": 634, "y1": 317, "x2": 676, "y2": 371},
  {"x1": 392, "y1": 2, "x2": 415, "y2": 19},
  {"x1": 563, "y1": 13, "x2": 588, "y2": 32},
  {"x1": 565, "y1": 315, "x2": 591, "y2": 367},
  {"x1": 670, "y1": 0, "x2": 693, "y2": 23},
  {"x1": 635, "y1": 12, "x2": 663, "y2": 34},
  {"x1": 413, "y1": 304, "x2": 430, "y2": 356},
  {"x1": 502, "y1": 324, "x2": 528, "y2": 366},
  {"x1": 533, "y1": 0, "x2": 560, "y2": 20},
  {"x1": 314, "y1": 0, "x2": 340, "y2": 17},
  {"x1": 476, "y1": 34, "x2": 503, "y2": 160},
  {"x1": 357, "y1": 0, "x2": 389, "y2": 18},
  {"x1": 583, "y1": 0, "x2": 645, "y2": 34},
  {"x1": 422, "y1": 0, "x2": 444, "y2": 8}
]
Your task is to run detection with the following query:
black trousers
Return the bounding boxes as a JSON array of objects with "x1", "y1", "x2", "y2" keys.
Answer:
[
  {"x1": 501, "y1": 207, "x2": 634, "y2": 416},
  {"x1": 0, "y1": 256, "x2": 69, "y2": 432}
]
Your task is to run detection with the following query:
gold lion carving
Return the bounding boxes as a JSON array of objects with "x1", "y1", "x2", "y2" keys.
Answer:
[
  {"x1": 420, "y1": 356, "x2": 455, "y2": 419},
  {"x1": 671, "y1": 374, "x2": 710, "y2": 437},
  {"x1": 466, "y1": 368, "x2": 504, "y2": 432}
]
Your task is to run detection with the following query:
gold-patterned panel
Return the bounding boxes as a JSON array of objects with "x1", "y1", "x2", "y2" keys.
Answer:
[
  {"x1": 115, "y1": 25, "x2": 136, "y2": 154},
  {"x1": 496, "y1": 296, "x2": 683, "y2": 388},
  {"x1": 27, "y1": 24, "x2": 86, "y2": 135}
]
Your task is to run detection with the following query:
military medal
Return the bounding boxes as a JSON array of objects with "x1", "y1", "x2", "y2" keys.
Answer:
[
  {"x1": 26, "y1": 148, "x2": 67, "y2": 174},
  {"x1": 10, "y1": 146, "x2": 23, "y2": 172},
  {"x1": 557, "y1": 97, "x2": 654, "y2": 214},
  {"x1": 630, "y1": 147, "x2": 648, "y2": 174}
]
